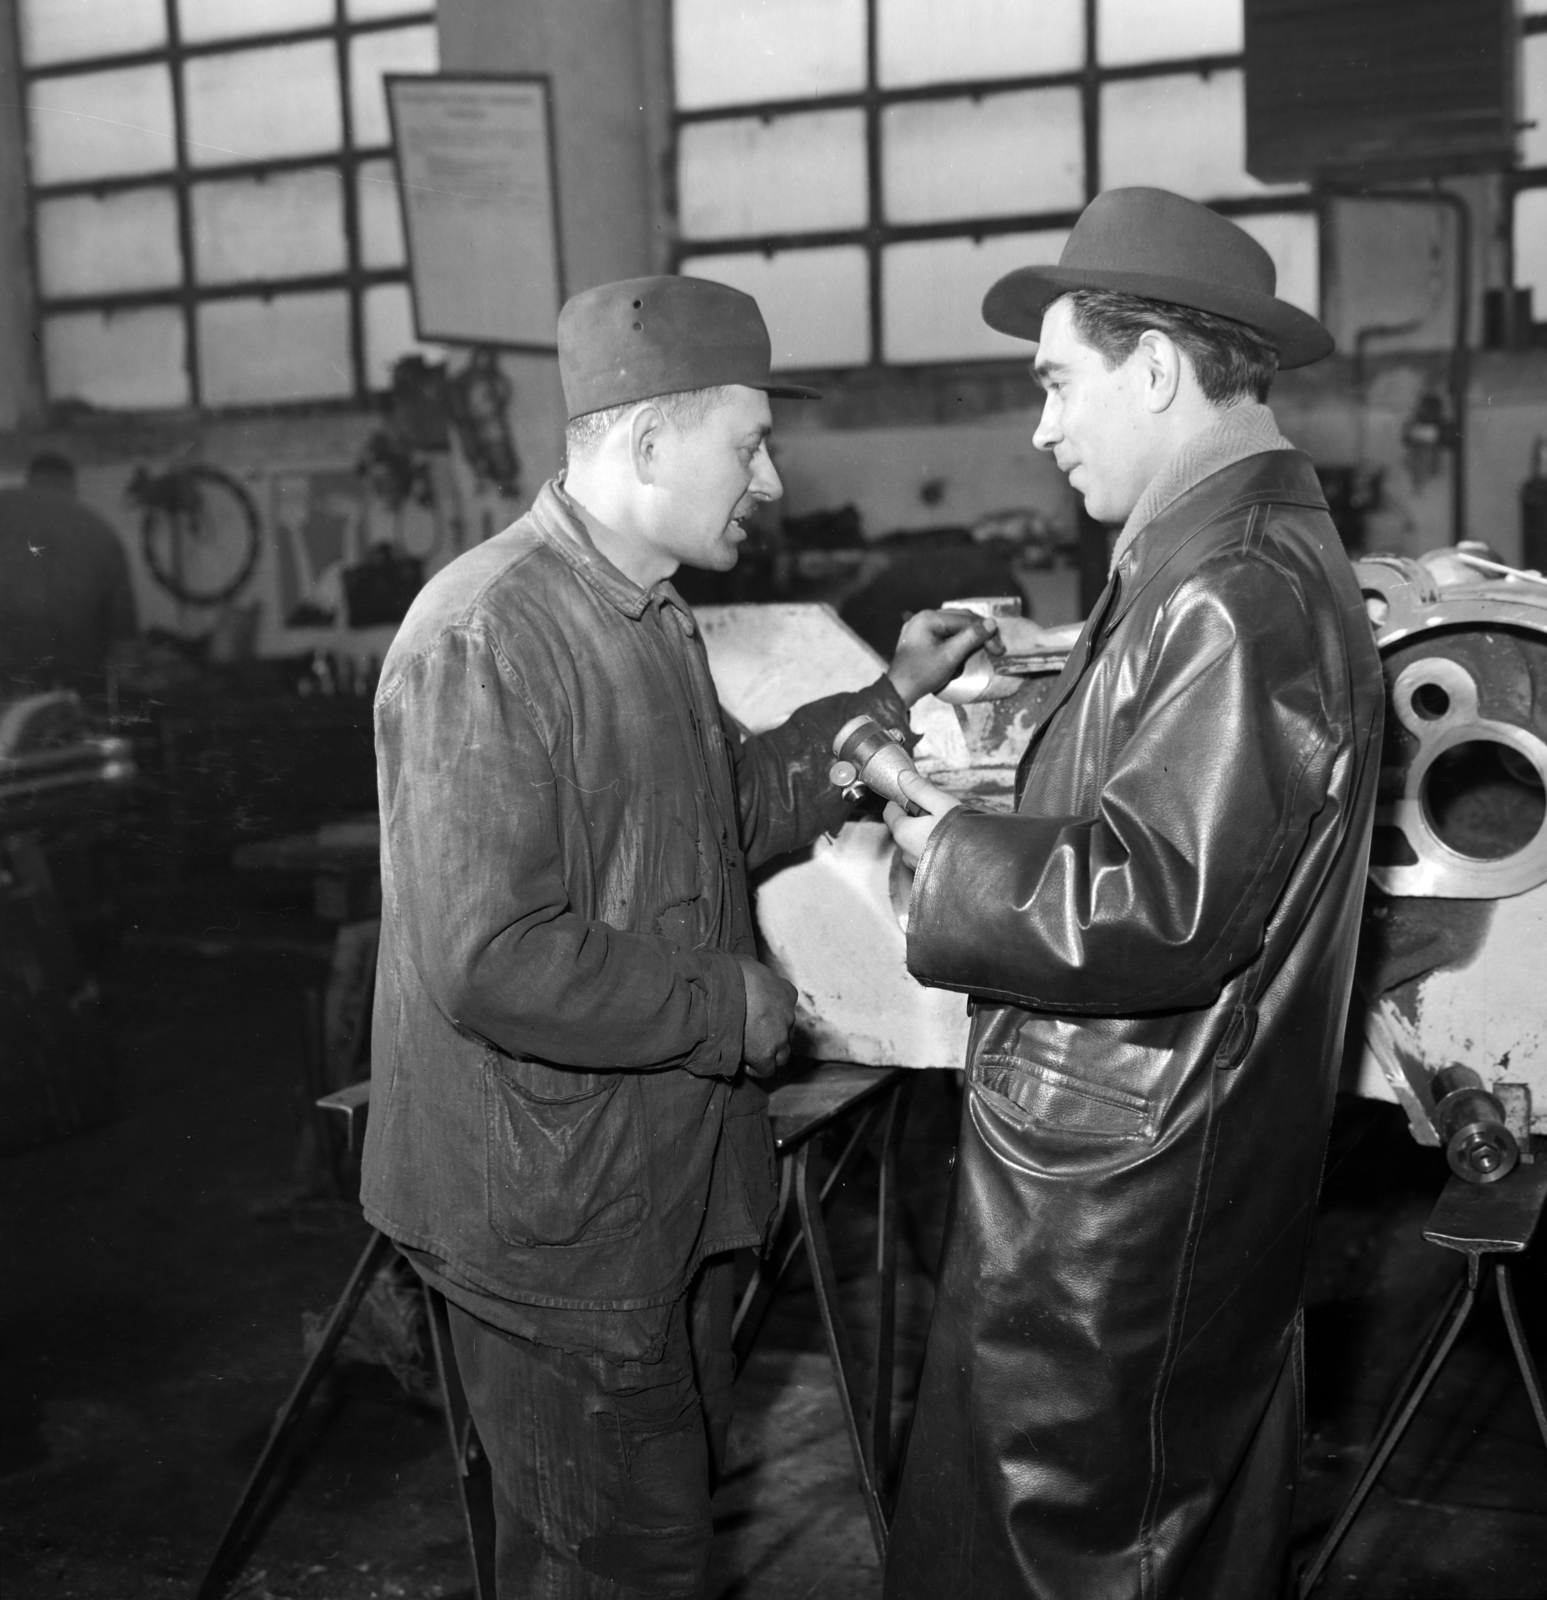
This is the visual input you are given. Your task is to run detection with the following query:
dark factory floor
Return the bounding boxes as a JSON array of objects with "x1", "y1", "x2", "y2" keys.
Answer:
[{"x1": 5, "y1": 870, "x2": 1547, "y2": 1600}]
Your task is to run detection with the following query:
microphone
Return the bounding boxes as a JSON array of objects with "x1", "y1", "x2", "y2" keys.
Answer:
[{"x1": 829, "y1": 715, "x2": 925, "y2": 816}]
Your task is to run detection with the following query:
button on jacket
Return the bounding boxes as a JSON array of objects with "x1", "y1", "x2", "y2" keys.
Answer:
[
  {"x1": 885, "y1": 450, "x2": 1384, "y2": 1598},
  {"x1": 360, "y1": 480, "x2": 906, "y2": 1358}
]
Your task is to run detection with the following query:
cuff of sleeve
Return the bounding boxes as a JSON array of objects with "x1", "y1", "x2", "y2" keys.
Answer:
[
  {"x1": 683, "y1": 948, "x2": 747, "y2": 1078},
  {"x1": 904, "y1": 805, "x2": 971, "y2": 982},
  {"x1": 867, "y1": 674, "x2": 918, "y2": 749}
]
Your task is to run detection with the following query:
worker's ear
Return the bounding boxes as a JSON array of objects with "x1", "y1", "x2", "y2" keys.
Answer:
[
  {"x1": 630, "y1": 403, "x2": 667, "y2": 484},
  {"x1": 1136, "y1": 329, "x2": 1183, "y2": 414}
]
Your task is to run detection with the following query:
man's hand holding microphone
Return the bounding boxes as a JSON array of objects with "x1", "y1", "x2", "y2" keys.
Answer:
[{"x1": 736, "y1": 607, "x2": 995, "y2": 1075}]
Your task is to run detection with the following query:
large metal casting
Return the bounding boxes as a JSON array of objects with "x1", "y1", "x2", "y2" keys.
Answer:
[{"x1": 1348, "y1": 548, "x2": 1547, "y2": 1153}]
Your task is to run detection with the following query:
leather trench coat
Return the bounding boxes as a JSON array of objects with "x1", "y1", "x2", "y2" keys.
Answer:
[{"x1": 885, "y1": 451, "x2": 1384, "y2": 1599}]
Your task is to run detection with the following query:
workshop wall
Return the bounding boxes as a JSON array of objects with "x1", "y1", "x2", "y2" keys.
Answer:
[{"x1": 4, "y1": 0, "x2": 1547, "y2": 660}]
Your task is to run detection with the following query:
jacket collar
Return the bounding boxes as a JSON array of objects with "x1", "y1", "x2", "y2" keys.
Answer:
[
  {"x1": 1109, "y1": 447, "x2": 1327, "y2": 633},
  {"x1": 1111, "y1": 402, "x2": 1293, "y2": 575},
  {"x1": 527, "y1": 478, "x2": 697, "y2": 631}
]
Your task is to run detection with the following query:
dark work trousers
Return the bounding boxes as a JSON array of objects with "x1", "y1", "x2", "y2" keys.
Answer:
[{"x1": 444, "y1": 1254, "x2": 737, "y2": 1600}]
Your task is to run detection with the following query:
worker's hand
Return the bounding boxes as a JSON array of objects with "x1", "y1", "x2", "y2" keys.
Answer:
[
  {"x1": 886, "y1": 609, "x2": 1003, "y2": 706},
  {"x1": 738, "y1": 955, "x2": 798, "y2": 1078},
  {"x1": 884, "y1": 768, "x2": 961, "y2": 871}
]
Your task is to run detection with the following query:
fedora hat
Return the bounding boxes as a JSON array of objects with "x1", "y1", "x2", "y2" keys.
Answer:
[
  {"x1": 982, "y1": 187, "x2": 1333, "y2": 369},
  {"x1": 558, "y1": 275, "x2": 820, "y2": 420}
]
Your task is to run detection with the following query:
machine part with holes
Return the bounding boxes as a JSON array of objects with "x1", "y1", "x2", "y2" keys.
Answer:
[{"x1": 1350, "y1": 549, "x2": 1547, "y2": 1143}]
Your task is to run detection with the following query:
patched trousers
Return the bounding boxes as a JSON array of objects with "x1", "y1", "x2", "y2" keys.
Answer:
[{"x1": 443, "y1": 1255, "x2": 735, "y2": 1600}]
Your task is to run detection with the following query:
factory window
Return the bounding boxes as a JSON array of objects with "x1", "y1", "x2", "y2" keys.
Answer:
[
  {"x1": 18, "y1": 0, "x2": 437, "y2": 412},
  {"x1": 1514, "y1": 9, "x2": 1547, "y2": 321},
  {"x1": 672, "y1": 0, "x2": 1317, "y2": 370}
]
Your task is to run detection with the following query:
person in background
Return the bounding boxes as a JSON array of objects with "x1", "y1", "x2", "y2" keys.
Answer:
[
  {"x1": 0, "y1": 452, "x2": 138, "y2": 700},
  {"x1": 881, "y1": 189, "x2": 1385, "y2": 1599},
  {"x1": 360, "y1": 275, "x2": 993, "y2": 1599}
]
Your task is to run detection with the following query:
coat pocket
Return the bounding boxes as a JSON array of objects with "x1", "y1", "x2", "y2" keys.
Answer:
[
  {"x1": 483, "y1": 1055, "x2": 649, "y2": 1248},
  {"x1": 975, "y1": 1051, "x2": 1157, "y2": 1143}
]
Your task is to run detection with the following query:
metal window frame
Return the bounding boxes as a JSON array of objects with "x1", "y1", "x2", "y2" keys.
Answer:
[
  {"x1": 668, "y1": 0, "x2": 1320, "y2": 370},
  {"x1": 1504, "y1": 11, "x2": 1547, "y2": 313},
  {"x1": 15, "y1": 0, "x2": 436, "y2": 412}
]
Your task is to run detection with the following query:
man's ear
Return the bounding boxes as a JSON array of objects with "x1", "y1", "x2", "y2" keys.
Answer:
[
  {"x1": 629, "y1": 404, "x2": 666, "y2": 484},
  {"x1": 1136, "y1": 329, "x2": 1182, "y2": 414}
]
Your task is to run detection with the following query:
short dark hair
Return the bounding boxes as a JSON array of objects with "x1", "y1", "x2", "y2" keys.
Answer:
[
  {"x1": 564, "y1": 385, "x2": 733, "y2": 463},
  {"x1": 1060, "y1": 289, "x2": 1280, "y2": 405}
]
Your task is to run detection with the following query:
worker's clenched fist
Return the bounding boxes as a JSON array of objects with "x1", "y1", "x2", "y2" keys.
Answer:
[{"x1": 737, "y1": 955, "x2": 798, "y2": 1077}]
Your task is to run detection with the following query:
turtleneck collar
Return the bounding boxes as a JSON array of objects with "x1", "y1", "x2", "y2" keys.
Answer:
[{"x1": 1110, "y1": 402, "x2": 1294, "y2": 576}]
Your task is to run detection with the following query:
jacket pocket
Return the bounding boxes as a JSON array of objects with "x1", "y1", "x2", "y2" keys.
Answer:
[
  {"x1": 483, "y1": 1054, "x2": 649, "y2": 1248},
  {"x1": 975, "y1": 1051, "x2": 1157, "y2": 1143}
]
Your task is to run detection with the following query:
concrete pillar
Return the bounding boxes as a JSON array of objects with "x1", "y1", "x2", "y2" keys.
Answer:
[
  {"x1": 0, "y1": 10, "x2": 44, "y2": 433},
  {"x1": 436, "y1": 0, "x2": 674, "y2": 485}
]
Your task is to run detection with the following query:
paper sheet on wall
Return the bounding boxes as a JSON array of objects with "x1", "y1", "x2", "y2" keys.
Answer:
[{"x1": 387, "y1": 75, "x2": 563, "y2": 350}]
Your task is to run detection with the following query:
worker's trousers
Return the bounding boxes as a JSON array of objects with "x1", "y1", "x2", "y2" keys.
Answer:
[{"x1": 444, "y1": 1255, "x2": 735, "y2": 1600}]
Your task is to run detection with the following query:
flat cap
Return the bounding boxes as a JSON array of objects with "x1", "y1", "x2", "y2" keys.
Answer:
[{"x1": 557, "y1": 275, "x2": 819, "y2": 420}]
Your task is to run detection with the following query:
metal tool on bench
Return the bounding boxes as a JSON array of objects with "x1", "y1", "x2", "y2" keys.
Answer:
[{"x1": 1431, "y1": 1064, "x2": 1520, "y2": 1183}]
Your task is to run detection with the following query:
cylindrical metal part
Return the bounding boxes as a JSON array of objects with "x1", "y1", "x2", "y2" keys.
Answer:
[
  {"x1": 833, "y1": 715, "x2": 924, "y2": 815},
  {"x1": 1431, "y1": 1064, "x2": 1520, "y2": 1183}
]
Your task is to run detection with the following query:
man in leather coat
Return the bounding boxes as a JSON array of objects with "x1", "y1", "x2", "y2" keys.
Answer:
[
  {"x1": 882, "y1": 190, "x2": 1385, "y2": 1599},
  {"x1": 361, "y1": 275, "x2": 992, "y2": 1598}
]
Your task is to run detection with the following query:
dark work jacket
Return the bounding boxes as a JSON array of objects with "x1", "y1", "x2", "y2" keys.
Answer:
[
  {"x1": 885, "y1": 452, "x2": 1383, "y2": 1599},
  {"x1": 360, "y1": 481, "x2": 905, "y2": 1358}
]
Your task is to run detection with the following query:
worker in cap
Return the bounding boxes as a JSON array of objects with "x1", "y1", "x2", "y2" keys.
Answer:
[
  {"x1": 881, "y1": 189, "x2": 1385, "y2": 1599},
  {"x1": 360, "y1": 273, "x2": 993, "y2": 1596}
]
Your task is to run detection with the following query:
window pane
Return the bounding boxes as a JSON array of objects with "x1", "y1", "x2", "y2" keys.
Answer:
[
  {"x1": 27, "y1": 65, "x2": 177, "y2": 183},
  {"x1": 1098, "y1": 0, "x2": 1242, "y2": 66},
  {"x1": 348, "y1": 0, "x2": 435, "y2": 16},
  {"x1": 679, "y1": 112, "x2": 867, "y2": 240},
  {"x1": 673, "y1": 0, "x2": 866, "y2": 109},
  {"x1": 192, "y1": 170, "x2": 347, "y2": 284},
  {"x1": 883, "y1": 231, "x2": 1069, "y2": 363},
  {"x1": 198, "y1": 292, "x2": 353, "y2": 405},
  {"x1": 878, "y1": 0, "x2": 1084, "y2": 86},
  {"x1": 43, "y1": 308, "x2": 189, "y2": 410},
  {"x1": 682, "y1": 250, "x2": 869, "y2": 368},
  {"x1": 1101, "y1": 70, "x2": 1285, "y2": 200},
  {"x1": 185, "y1": 40, "x2": 341, "y2": 166},
  {"x1": 37, "y1": 189, "x2": 182, "y2": 298},
  {"x1": 883, "y1": 89, "x2": 1083, "y2": 225},
  {"x1": 177, "y1": 0, "x2": 335, "y2": 44},
  {"x1": 1232, "y1": 211, "x2": 1319, "y2": 317},
  {"x1": 358, "y1": 158, "x2": 407, "y2": 268},
  {"x1": 1523, "y1": 35, "x2": 1547, "y2": 167},
  {"x1": 363, "y1": 283, "x2": 435, "y2": 389},
  {"x1": 19, "y1": 0, "x2": 165, "y2": 65},
  {"x1": 1514, "y1": 190, "x2": 1547, "y2": 314},
  {"x1": 350, "y1": 24, "x2": 439, "y2": 147}
]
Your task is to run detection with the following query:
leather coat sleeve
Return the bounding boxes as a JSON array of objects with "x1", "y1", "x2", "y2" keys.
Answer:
[
  {"x1": 907, "y1": 557, "x2": 1337, "y2": 1014},
  {"x1": 730, "y1": 674, "x2": 912, "y2": 872},
  {"x1": 377, "y1": 625, "x2": 745, "y2": 1077}
]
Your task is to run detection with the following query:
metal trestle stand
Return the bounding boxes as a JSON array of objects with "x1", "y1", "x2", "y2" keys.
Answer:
[
  {"x1": 197, "y1": 1064, "x2": 914, "y2": 1594},
  {"x1": 1299, "y1": 1147, "x2": 1547, "y2": 1596}
]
